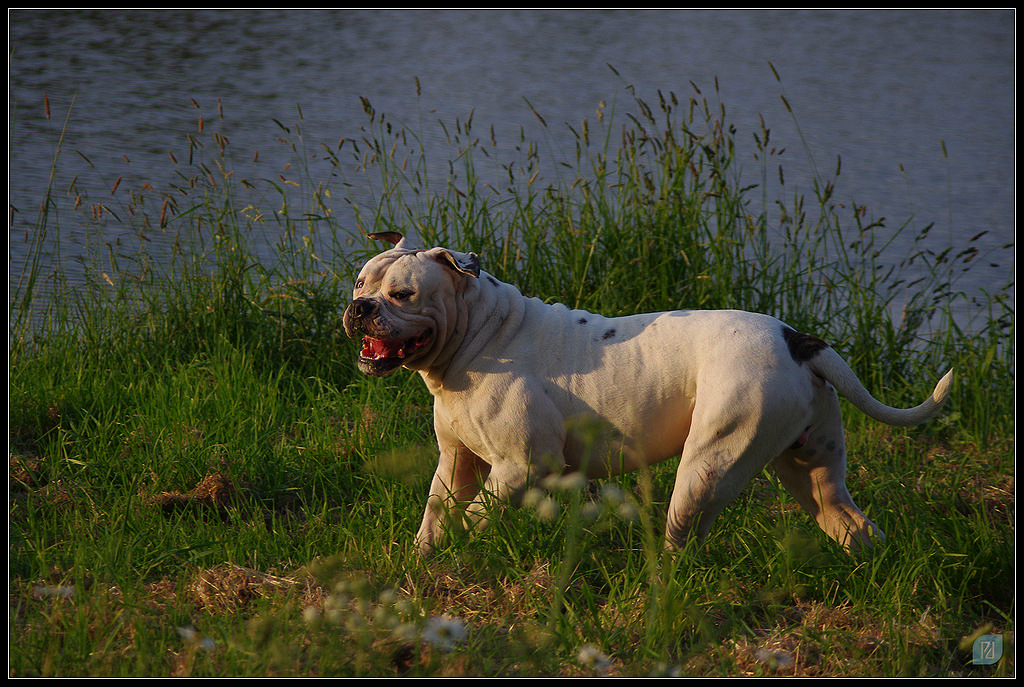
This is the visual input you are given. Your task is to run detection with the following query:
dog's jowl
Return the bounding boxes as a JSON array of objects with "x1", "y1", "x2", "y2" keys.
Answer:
[{"x1": 344, "y1": 233, "x2": 953, "y2": 557}]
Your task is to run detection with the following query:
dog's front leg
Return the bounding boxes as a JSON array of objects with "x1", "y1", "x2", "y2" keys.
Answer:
[
  {"x1": 414, "y1": 426, "x2": 491, "y2": 557},
  {"x1": 416, "y1": 380, "x2": 567, "y2": 556}
]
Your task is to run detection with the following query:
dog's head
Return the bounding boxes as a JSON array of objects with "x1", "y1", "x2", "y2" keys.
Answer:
[{"x1": 343, "y1": 232, "x2": 480, "y2": 376}]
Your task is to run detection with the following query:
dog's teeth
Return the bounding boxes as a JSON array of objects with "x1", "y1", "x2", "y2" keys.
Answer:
[
  {"x1": 362, "y1": 336, "x2": 407, "y2": 359},
  {"x1": 360, "y1": 331, "x2": 431, "y2": 362}
]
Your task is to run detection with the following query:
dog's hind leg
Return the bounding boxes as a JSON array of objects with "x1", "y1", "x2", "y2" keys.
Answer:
[
  {"x1": 771, "y1": 383, "x2": 884, "y2": 552},
  {"x1": 663, "y1": 417, "x2": 782, "y2": 551}
]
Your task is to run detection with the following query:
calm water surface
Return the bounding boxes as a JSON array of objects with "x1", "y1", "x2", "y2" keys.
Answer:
[{"x1": 8, "y1": 9, "x2": 1015, "y2": 327}]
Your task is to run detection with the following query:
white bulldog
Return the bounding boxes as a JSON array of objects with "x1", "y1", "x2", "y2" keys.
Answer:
[{"x1": 343, "y1": 232, "x2": 953, "y2": 556}]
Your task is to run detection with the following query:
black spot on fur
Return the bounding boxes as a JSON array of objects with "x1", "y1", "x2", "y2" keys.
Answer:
[
  {"x1": 781, "y1": 325, "x2": 828, "y2": 363},
  {"x1": 486, "y1": 275, "x2": 499, "y2": 287},
  {"x1": 577, "y1": 318, "x2": 588, "y2": 325},
  {"x1": 602, "y1": 328, "x2": 616, "y2": 340}
]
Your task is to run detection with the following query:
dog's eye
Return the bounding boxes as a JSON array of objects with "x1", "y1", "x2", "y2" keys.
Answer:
[
  {"x1": 390, "y1": 289, "x2": 414, "y2": 301},
  {"x1": 354, "y1": 278, "x2": 365, "y2": 290}
]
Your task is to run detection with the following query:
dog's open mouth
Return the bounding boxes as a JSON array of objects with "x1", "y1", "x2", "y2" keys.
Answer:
[{"x1": 358, "y1": 330, "x2": 433, "y2": 375}]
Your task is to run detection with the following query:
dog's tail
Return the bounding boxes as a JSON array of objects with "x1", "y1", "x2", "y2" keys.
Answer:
[{"x1": 809, "y1": 347, "x2": 953, "y2": 427}]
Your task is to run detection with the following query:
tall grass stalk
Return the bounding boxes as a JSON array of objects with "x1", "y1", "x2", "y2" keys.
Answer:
[{"x1": 9, "y1": 78, "x2": 1013, "y2": 677}]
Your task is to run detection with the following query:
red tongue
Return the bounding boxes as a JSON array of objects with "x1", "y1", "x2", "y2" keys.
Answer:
[{"x1": 362, "y1": 337, "x2": 405, "y2": 359}]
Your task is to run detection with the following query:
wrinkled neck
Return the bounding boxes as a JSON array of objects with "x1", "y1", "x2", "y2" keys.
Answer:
[{"x1": 415, "y1": 272, "x2": 524, "y2": 392}]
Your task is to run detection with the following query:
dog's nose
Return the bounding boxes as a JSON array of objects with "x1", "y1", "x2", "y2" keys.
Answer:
[{"x1": 347, "y1": 298, "x2": 377, "y2": 321}]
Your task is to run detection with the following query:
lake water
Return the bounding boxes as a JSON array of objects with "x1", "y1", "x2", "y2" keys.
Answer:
[{"x1": 9, "y1": 9, "x2": 1015, "y2": 330}]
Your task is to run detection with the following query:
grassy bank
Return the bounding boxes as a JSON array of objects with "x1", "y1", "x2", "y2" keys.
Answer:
[{"x1": 9, "y1": 77, "x2": 1014, "y2": 677}]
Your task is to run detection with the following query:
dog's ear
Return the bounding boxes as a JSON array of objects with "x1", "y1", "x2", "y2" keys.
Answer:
[
  {"x1": 431, "y1": 247, "x2": 480, "y2": 278},
  {"x1": 367, "y1": 231, "x2": 416, "y2": 250}
]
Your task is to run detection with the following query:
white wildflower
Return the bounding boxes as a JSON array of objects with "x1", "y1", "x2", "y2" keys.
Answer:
[
  {"x1": 755, "y1": 647, "x2": 794, "y2": 670},
  {"x1": 539, "y1": 474, "x2": 563, "y2": 491},
  {"x1": 393, "y1": 598, "x2": 415, "y2": 618},
  {"x1": 302, "y1": 605, "x2": 321, "y2": 625},
  {"x1": 392, "y1": 621, "x2": 419, "y2": 642},
  {"x1": 373, "y1": 603, "x2": 398, "y2": 628},
  {"x1": 615, "y1": 500, "x2": 640, "y2": 522},
  {"x1": 521, "y1": 487, "x2": 546, "y2": 509},
  {"x1": 535, "y1": 495, "x2": 560, "y2": 522},
  {"x1": 422, "y1": 613, "x2": 467, "y2": 651},
  {"x1": 564, "y1": 471, "x2": 590, "y2": 491},
  {"x1": 577, "y1": 643, "x2": 613, "y2": 674},
  {"x1": 599, "y1": 483, "x2": 625, "y2": 506},
  {"x1": 580, "y1": 500, "x2": 602, "y2": 523},
  {"x1": 176, "y1": 626, "x2": 216, "y2": 651},
  {"x1": 649, "y1": 661, "x2": 683, "y2": 677}
]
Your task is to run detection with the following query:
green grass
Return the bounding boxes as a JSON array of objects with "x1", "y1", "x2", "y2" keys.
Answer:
[{"x1": 8, "y1": 75, "x2": 1014, "y2": 677}]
